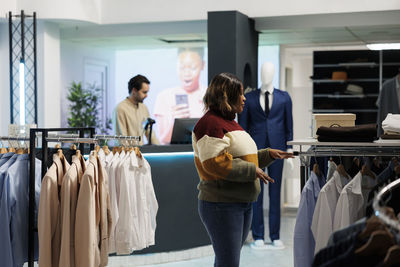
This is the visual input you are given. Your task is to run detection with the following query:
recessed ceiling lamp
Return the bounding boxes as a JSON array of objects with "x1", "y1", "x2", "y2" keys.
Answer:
[{"x1": 366, "y1": 43, "x2": 400, "y2": 50}]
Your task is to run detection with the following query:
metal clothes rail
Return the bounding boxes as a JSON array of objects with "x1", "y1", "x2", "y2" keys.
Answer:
[
  {"x1": 27, "y1": 128, "x2": 142, "y2": 266},
  {"x1": 287, "y1": 139, "x2": 400, "y2": 191},
  {"x1": 28, "y1": 127, "x2": 95, "y2": 267}
]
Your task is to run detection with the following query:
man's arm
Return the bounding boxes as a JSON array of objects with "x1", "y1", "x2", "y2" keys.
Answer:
[{"x1": 113, "y1": 108, "x2": 128, "y2": 136}]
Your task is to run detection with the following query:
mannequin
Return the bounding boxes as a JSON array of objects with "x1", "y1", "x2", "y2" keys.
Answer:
[{"x1": 238, "y1": 62, "x2": 293, "y2": 249}]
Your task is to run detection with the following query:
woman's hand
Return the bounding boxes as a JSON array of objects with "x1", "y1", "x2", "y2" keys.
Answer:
[
  {"x1": 256, "y1": 167, "x2": 274, "y2": 184},
  {"x1": 268, "y1": 148, "x2": 294, "y2": 160}
]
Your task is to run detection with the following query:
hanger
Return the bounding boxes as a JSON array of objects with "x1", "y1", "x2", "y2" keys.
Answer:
[
  {"x1": 362, "y1": 164, "x2": 376, "y2": 179},
  {"x1": 8, "y1": 138, "x2": 16, "y2": 153},
  {"x1": 112, "y1": 146, "x2": 119, "y2": 155},
  {"x1": 394, "y1": 165, "x2": 400, "y2": 176},
  {"x1": 54, "y1": 138, "x2": 64, "y2": 161},
  {"x1": 102, "y1": 135, "x2": 110, "y2": 155},
  {"x1": 337, "y1": 155, "x2": 350, "y2": 178},
  {"x1": 91, "y1": 150, "x2": 98, "y2": 158},
  {"x1": 382, "y1": 245, "x2": 400, "y2": 267},
  {"x1": 355, "y1": 229, "x2": 395, "y2": 257},
  {"x1": 0, "y1": 140, "x2": 7, "y2": 154},
  {"x1": 15, "y1": 139, "x2": 24, "y2": 154},
  {"x1": 312, "y1": 153, "x2": 321, "y2": 177},
  {"x1": 70, "y1": 142, "x2": 82, "y2": 160},
  {"x1": 128, "y1": 141, "x2": 134, "y2": 153},
  {"x1": 103, "y1": 145, "x2": 110, "y2": 155},
  {"x1": 358, "y1": 216, "x2": 387, "y2": 241},
  {"x1": 134, "y1": 147, "x2": 142, "y2": 159}
]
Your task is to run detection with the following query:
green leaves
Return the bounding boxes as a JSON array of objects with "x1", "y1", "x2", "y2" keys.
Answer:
[{"x1": 67, "y1": 82, "x2": 112, "y2": 140}]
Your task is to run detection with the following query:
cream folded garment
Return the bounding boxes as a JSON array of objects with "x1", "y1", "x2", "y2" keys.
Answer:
[{"x1": 382, "y1": 113, "x2": 400, "y2": 134}]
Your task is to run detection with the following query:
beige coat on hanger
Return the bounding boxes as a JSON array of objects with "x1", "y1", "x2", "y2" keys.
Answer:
[{"x1": 38, "y1": 154, "x2": 70, "y2": 267}]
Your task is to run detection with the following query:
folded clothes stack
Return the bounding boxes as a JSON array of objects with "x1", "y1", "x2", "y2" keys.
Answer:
[
  {"x1": 316, "y1": 124, "x2": 377, "y2": 142},
  {"x1": 381, "y1": 113, "x2": 400, "y2": 139}
]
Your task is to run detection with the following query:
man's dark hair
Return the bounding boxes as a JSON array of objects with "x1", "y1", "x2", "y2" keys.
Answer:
[{"x1": 128, "y1": 75, "x2": 150, "y2": 94}]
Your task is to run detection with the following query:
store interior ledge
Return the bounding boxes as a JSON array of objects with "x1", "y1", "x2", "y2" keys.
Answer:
[{"x1": 140, "y1": 144, "x2": 193, "y2": 154}]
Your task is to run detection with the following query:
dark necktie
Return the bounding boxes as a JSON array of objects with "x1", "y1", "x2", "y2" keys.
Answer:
[{"x1": 265, "y1": 91, "x2": 270, "y2": 117}]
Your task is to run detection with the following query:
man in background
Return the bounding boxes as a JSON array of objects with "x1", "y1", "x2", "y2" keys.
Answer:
[
  {"x1": 154, "y1": 47, "x2": 206, "y2": 144},
  {"x1": 114, "y1": 74, "x2": 159, "y2": 145}
]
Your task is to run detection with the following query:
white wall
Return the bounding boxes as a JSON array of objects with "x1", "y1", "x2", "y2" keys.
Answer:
[
  {"x1": 60, "y1": 41, "x2": 116, "y2": 128},
  {"x1": 2, "y1": 0, "x2": 102, "y2": 23},
  {"x1": 37, "y1": 22, "x2": 62, "y2": 128},
  {"x1": 101, "y1": 0, "x2": 400, "y2": 24},
  {"x1": 0, "y1": 23, "x2": 10, "y2": 136},
  {"x1": 2, "y1": 0, "x2": 399, "y2": 25}
]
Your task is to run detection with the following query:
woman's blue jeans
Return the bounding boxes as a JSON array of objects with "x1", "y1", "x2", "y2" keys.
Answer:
[{"x1": 198, "y1": 200, "x2": 253, "y2": 267}]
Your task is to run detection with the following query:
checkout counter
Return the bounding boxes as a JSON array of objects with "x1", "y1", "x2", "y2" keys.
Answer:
[{"x1": 134, "y1": 144, "x2": 211, "y2": 254}]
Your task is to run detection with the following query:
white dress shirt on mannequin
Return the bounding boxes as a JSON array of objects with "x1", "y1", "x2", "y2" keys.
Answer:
[{"x1": 259, "y1": 62, "x2": 275, "y2": 112}]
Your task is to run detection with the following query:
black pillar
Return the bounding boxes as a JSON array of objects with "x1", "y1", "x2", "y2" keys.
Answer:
[{"x1": 208, "y1": 11, "x2": 258, "y2": 89}]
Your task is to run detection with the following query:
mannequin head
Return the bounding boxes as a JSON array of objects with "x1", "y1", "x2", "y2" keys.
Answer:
[{"x1": 260, "y1": 62, "x2": 275, "y2": 87}]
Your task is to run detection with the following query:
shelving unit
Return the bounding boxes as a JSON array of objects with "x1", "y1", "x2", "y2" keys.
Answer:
[{"x1": 312, "y1": 50, "x2": 400, "y2": 125}]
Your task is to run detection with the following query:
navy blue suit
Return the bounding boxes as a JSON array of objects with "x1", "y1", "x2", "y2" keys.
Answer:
[{"x1": 238, "y1": 88, "x2": 293, "y2": 241}]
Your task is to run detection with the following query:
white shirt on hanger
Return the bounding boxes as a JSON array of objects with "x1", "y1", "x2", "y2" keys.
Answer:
[
  {"x1": 311, "y1": 170, "x2": 350, "y2": 254},
  {"x1": 332, "y1": 171, "x2": 376, "y2": 232}
]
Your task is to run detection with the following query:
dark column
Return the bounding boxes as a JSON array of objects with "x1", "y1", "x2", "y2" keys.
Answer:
[{"x1": 208, "y1": 11, "x2": 258, "y2": 89}]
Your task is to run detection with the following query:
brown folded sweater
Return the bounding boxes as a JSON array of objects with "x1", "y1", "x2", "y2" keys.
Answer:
[{"x1": 317, "y1": 124, "x2": 377, "y2": 142}]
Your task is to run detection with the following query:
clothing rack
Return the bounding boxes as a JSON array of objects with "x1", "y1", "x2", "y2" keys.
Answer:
[
  {"x1": 27, "y1": 129, "x2": 142, "y2": 266},
  {"x1": 94, "y1": 134, "x2": 141, "y2": 141},
  {"x1": 0, "y1": 136, "x2": 30, "y2": 141},
  {"x1": 373, "y1": 178, "x2": 400, "y2": 232},
  {"x1": 287, "y1": 139, "x2": 400, "y2": 191},
  {"x1": 28, "y1": 127, "x2": 95, "y2": 267}
]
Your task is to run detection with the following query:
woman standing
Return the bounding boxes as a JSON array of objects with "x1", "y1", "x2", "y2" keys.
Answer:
[{"x1": 192, "y1": 73, "x2": 293, "y2": 267}]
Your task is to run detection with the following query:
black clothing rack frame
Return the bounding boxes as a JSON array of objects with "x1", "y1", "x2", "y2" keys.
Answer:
[
  {"x1": 287, "y1": 140, "x2": 400, "y2": 192},
  {"x1": 28, "y1": 127, "x2": 95, "y2": 267}
]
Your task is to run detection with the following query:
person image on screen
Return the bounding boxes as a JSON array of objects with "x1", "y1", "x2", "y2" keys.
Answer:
[
  {"x1": 113, "y1": 74, "x2": 159, "y2": 145},
  {"x1": 192, "y1": 72, "x2": 294, "y2": 267},
  {"x1": 154, "y1": 47, "x2": 207, "y2": 144}
]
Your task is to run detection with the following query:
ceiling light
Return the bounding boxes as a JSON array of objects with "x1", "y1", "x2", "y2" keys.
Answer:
[{"x1": 366, "y1": 43, "x2": 400, "y2": 50}]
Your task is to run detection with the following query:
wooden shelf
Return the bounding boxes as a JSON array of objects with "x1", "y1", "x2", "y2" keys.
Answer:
[
  {"x1": 312, "y1": 79, "x2": 380, "y2": 83},
  {"x1": 314, "y1": 62, "x2": 378, "y2": 68},
  {"x1": 312, "y1": 109, "x2": 378, "y2": 113},
  {"x1": 313, "y1": 94, "x2": 379, "y2": 98}
]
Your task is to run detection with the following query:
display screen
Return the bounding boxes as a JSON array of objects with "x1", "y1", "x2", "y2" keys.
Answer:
[
  {"x1": 114, "y1": 47, "x2": 208, "y2": 144},
  {"x1": 113, "y1": 45, "x2": 279, "y2": 144}
]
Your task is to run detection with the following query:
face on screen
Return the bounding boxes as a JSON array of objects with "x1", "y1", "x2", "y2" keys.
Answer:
[{"x1": 177, "y1": 51, "x2": 204, "y2": 93}]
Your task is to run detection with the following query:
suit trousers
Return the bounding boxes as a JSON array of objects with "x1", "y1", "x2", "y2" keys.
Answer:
[
  {"x1": 251, "y1": 159, "x2": 284, "y2": 241},
  {"x1": 198, "y1": 200, "x2": 252, "y2": 267}
]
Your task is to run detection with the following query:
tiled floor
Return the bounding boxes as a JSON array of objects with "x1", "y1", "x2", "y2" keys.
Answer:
[
  {"x1": 24, "y1": 212, "x2": 296, "y2": 267},
  {"x1": 109, "y1": 211, "x2": 296, "y2": 267}
]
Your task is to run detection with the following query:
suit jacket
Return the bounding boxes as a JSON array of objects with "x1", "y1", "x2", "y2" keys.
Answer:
[
  {"x1": 38, "y1": 154, "x2": 70, "y2": 267},
  {"x1": 59, "y1": 155, "x2": 86, "y2": 267},
  {"x1": 98, "y1": 156, "x2": 112, "y2": 266},
  {"x1": 239, "y1": 88, "x2": 293, "y2": 150},
  {"x1": 75, "y1": 154, "x2": 111, "y2": 267}
]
